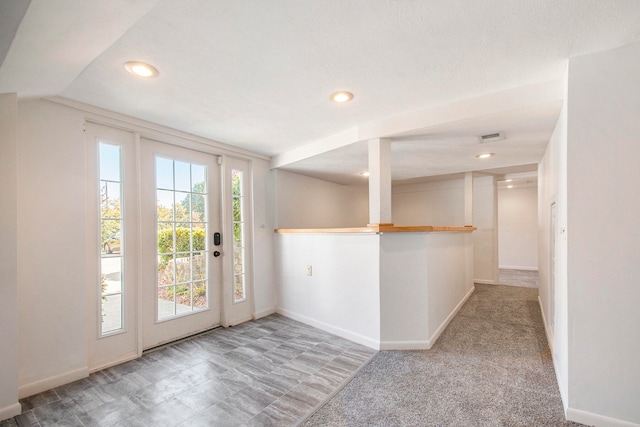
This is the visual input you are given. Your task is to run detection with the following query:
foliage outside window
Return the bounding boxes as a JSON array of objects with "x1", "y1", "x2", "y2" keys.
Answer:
[{"x1": 232, "y1": 169, "x2": 246, "y2": 303}]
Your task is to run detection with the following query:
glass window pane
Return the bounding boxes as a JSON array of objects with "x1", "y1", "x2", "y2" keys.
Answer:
[
  {"x1": 158, "y1": 227, "x2": 175, "y2": 255},
  {"x1": 174, "y1": 161, "x2": 191, "y2": 192},
  {"x1": 175, "y1": 192, "x2": 190, "y2": 222},
  {"x1": 98, "y1": 141, "x2": 125, "y2": 336},
  {"x1": 233, "y1": 222, "x2": 242, "y2": 242},
  {"x1": 102, "y1": 294, "x2": 122, "y2": 334},
  {"x1": 101, "y1": 257, "x2": 122, "y2": 294},
  {"x1": 231, "y1": 169, "x2": 246, "y2": 304},
  {"x1": 157, "y1": 190, "x2": 175, "y2": 221},
  {"x1": 193, "y1": 281, "x2": 207, "y2": 309},
  {"x1": 193, "y1": 225, "x2": 206, "y2": 251},
  {"x1": 99, "y1": 144, "x2": 121, "y2": 181},
  {"x1": 155, "y1": 156, "x2": 209, "y2": 319},
  {"x1": 156, "y1": 157, "x2": 174, "y2": 190},
  {"x1": 158, "y1": 286, "x2": 175, "y2": 319},
  {"x1": 192, "y1": 164, "x2": 205, "y2": 193},
  {"x1": 174, "y1": 227, "x2": 190, "y2": 253},
  {"x1": 191, "y1": 193, "x2": 206, "y2": 223},
  {"x1": 176, "y1": 284, "x2": 192, "y2": 315},
  {"x1": 234, "y1": 249, "x2": 244, "y2": 275},
  {"x1": 193, "y1": 252, "x2": 207, "y2": 280},
  {"x1": 101, "y1": 181, "x2": 121, "y2": 219},
  {"x1": 101, "y1": 220, "x2": 121, "y2": 254},
  {"x1": 158, "y1": 254, "x2": 175, "y2": 285},
  {"x1": 234, "y1": 275, "x2": 245, "y2": 302},
  {"x1": 232, "y1": 170, "x2": 242, "y2": 196},
  {"x1": 175, "y1": 256, "x2": 192, "y2": 284},
  {"x1": 233, "y1": 198, "x2": 242, "y2": 222}
]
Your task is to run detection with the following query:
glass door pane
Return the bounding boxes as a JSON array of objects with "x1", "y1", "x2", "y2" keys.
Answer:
[{"x1": 155, "y1": 157, "x2": 209, "y2": 321}]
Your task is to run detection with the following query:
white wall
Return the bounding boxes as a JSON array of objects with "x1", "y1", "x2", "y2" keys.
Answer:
[
  {"x1": 12, "y1": 99, "x2": 276, "y2": 400},
  {"x1": 564, "y1": 42, "x2": 640, "y2": 426},
  {"x1": 538, "y1": 88, "x2": 569, "y2": 407},
  {"x1": 274, "y1": 170, "x2": 368, "y2": 228},
  {"x1": 0, "y1": 93, "x2": 21, "y2": 421},
  {"x1": 391, "y1": 176, "x2": 498, "y2": 284},
  {"x1": 275, "y1": 233, "x2": 381, "y2": 348},
  {"x1": 498, "y1": 186, "x2": 538, "y2": 270},
  {"x1": 275, "y1": 231, "x2": 474, "y2": 350},
  {"x1": 18, "y1": 100, "x2": 89, "y2": 396},
  {"x1": 473, "y1": 176, "x2": 499, "y2": 284},
  {"x1": 379, "y1": 232, "x2": 474, "y2": 349},
  {"x1": 392, "y1": 179, "x2": 465, "y2": 226}
]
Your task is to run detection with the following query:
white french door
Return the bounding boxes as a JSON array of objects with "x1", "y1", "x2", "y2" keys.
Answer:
[
  {"x1": 140, "y1": 139, "x2": 222, "y2": 349},
  {"x1": 88, "y1": 124, "x2": 255, "y2": 368}
]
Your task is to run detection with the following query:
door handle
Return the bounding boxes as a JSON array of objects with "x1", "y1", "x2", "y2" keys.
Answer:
[{"x1": 213, "y1": 251, "x2": 221, "y2": 257}]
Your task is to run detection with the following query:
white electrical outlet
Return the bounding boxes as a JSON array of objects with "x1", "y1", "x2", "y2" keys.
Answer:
[{"x1": 306, "y1": 265, "x2": 312, "y2": 276}]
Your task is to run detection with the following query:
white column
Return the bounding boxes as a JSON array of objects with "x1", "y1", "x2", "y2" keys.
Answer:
[
  {"x1": 368, "y1": 138, "x2": 392, "y2": 225},
  {"x1": 464, "y1": 172, "x2": 473, "y2": 226}
]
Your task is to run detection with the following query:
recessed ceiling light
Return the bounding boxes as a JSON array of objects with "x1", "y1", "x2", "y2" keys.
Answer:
[
  {"x1": 475, "y1": 153, "x2": 494, "y2": 159},
  {"x1": 124, "y1": 61, "x2": 159, "y2": 78},
  {"x1": 360, "y1": 171, "x2": 370, "y2": 177},
  {"x1": 330, "y1": 91, "x2": 354, "y2": 103},
  {"x1": 507, "y1": 185, "x2": 514, "y2": 189},
  {"x1": 504, "y1": 179, "x2": 512, "y2": 182}
]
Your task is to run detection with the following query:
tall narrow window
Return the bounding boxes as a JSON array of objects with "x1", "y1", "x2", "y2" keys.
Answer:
[
  {"x1": 99, "y1": 143, "x2": 124, "y2": 335},
  {"x1": 156, "y1": 157, "x2": 209, "y2": 320},
  {"x1": 232, "y1": 169, "x2": 246, "y2": 303}
]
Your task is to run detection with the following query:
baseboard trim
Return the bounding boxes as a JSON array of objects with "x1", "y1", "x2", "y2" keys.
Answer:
[
  {"x1": 567, "y1": 407, "x2": 640, "y2": 427},
  {"x1": 538, "y1": 295, "x2": 568, "y2": 413},
  {"x1": 19, "y1": 367, "x2": 88, "y2": 399},
  {"x1": 89, "y1": 351, "x2": 139, "y2": 374},
  {"x1": 474, "y1": 279, "x2": 498, "y2": 285},
  {"x1": 253, "y1": 308, "x2": 276, "y2": 320},
  {"x1": 276, "y1": 308, "x2": 379, "y2": 350},
  {"x1": 379, "y1": 340, "x2": 430, "y2": 350},
  {"x1": 427, "y1": 285, "x2": 475, "y2": 347},
  {"x1": 498, "y1": 266, "x2": 538, "y2": 271},
  {"x1": 0, "y1": 402, "x2": 21, "y2": 422},
  {"x1": 538, "y1": 295, "x2": 555, "y2": 354}
]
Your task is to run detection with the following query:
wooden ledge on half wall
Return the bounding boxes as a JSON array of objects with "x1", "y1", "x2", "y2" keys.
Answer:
[{"x1": 273, "y1": 224, "x2": 477, "y2": 234}]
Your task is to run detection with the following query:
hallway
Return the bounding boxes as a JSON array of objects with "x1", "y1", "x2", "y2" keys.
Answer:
[{"x1": 302, "y1": 284, "x2": 581, "y2": 426}]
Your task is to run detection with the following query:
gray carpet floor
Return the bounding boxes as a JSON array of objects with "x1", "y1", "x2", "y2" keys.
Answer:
[{"x1": 301, "y1": 284, "x2": 585, "y2": 427}]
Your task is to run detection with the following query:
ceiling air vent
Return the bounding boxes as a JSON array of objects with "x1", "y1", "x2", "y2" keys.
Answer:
[{"x1": 478, "y1": 132, "x2": 505, "y2": 143}]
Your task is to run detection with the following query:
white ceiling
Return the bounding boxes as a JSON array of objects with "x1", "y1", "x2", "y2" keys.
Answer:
[{"x1": 2, "y1": 0, "x2": 640, "y2": 183}]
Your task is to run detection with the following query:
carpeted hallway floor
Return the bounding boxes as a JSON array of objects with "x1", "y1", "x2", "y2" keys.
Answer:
[{"x1": 302, "y1": 284, "x2": 584, "y2": 426}]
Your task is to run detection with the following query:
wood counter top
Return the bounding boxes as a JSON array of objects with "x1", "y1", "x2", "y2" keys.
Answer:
[{"x1": 274, "y1": 224, "x2": 476, "y2": 234}]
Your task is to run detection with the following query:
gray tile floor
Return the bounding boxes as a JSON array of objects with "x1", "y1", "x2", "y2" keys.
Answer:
[
  {"x1": 1, "y1": 314, "x2": 375, "y2": 427},
  {"x1": 499, "y1": 268, "x2": 538, "y2": 288}
]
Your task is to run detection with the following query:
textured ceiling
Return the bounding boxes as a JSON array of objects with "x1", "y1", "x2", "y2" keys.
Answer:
[{"x1": 2, "y1": 0, "x2": 640, "y2": 182}]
